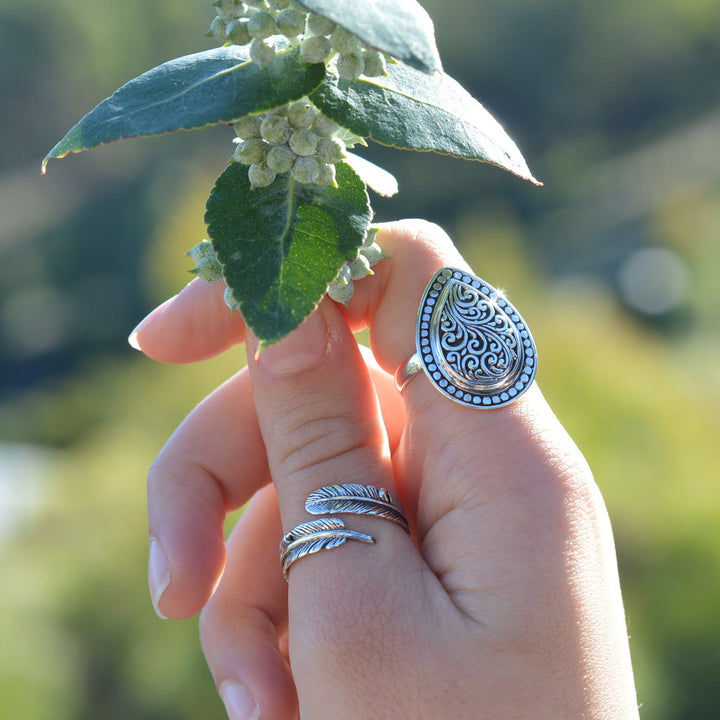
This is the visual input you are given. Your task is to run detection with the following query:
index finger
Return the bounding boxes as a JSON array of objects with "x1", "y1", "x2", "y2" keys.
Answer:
[{"x1": 129, "y1": 219, "x2": 466, "y2": 369}]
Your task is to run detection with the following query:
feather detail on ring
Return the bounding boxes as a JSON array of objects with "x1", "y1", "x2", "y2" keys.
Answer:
[
  {"x1": 279, "y1": 518, "x2": 375, "y2": 579},
  {"x1": 305, "y1": 484, "x2": 409, "y2": 533}
]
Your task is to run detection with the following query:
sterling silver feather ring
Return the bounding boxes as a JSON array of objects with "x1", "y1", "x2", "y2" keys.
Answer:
[
  {"x1": 305, "y1": 483, "x2": 409, "y2": 533},
  {"x1": 279, "y1": 484, "x2": 409, "y2": 579},
  {"x1": 279, "y1": 519, "x2": 375, "y2": 580}
]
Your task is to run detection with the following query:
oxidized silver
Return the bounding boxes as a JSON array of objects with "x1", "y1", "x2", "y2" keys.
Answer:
[
  {"x1": 305, "y1": 483, "x2": 409, "y2": 534},
  {"x1": 395, "y1": 267, "x2": 537, "y2": 409},
  {"x1": 280, "y1": 518, "x2": 375, "y2": 580}
]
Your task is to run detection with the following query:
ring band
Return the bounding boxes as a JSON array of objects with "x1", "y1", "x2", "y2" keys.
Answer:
[
  {"x1": 395, "y1": 267, "x2": 537, "y2": 409},
  {"x1": 280, "y1": 518, "x2": 375, "y2": 579},
  {"x1": 394, "y1": 353, "x2": 424, "y2": 394},
  {"x1": 280, "y1": 484, "x2": 409, "y2": 579},
  {"x1": 305, "y1": 483, "x2": 409, "y2": 534}
]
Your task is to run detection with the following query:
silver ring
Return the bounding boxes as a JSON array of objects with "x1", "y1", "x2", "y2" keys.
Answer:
[
  {"x1": 280, "y1": 518, "x2": 375, "y2": 580},
  {"x1": 395, "y1": 267, "x2": 537, "y2": 409},
  {"x1": 305, "y1": 483, "x2": 409, "y2": 534}
]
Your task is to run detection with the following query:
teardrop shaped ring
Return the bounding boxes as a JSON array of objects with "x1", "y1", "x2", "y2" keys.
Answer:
[{"x1": 395, "y1": 267, "x2": 537, "y2": 409}]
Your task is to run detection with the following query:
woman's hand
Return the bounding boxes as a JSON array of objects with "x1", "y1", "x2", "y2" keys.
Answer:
[{"x1": 133, "y1": 220, "x2": 639, "y2": 720}]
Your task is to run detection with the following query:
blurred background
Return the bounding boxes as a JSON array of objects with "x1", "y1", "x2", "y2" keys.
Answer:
[{"x1": 1, "y1": 0, "x2": 719, "y2": 717}]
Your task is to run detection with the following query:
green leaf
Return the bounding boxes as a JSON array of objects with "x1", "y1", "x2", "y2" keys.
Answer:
[
  {"x1": 205, "y1": 162, "x2": 372, "y2": 347},
  {"x1": 311, "y1": 63, "x2": 541, "y2": 185},
  {"x1": 344, "y1": 152, "x2": 399, "y2": 197},
  {"x1": 42, "y1": 46, "x2": 326, "y2": 171},
  {"x1": 298, "y1": 0, "x2": 441, "y2": 74}
]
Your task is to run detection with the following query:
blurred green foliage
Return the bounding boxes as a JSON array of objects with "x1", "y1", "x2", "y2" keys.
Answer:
[{"x1": 1, "y1": 0, "x2": 720, "y2": 717}]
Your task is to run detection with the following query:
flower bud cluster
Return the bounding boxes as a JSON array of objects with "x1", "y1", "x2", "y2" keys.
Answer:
[
  {"x1": 327, "y1": 227, "x2": 388, "y2": 305},
  {"x1": 187, "y1": 240, "x2": 224, "y2": 283},
  {"x1": 231, "y1": 100, "x2": 348, "y2": 189},
  {"x1": 187, "y1": 240, "x2": 243, "y2": 312},
  {"x1": 207, "y1": 0, "x2": 388, "y2": 78},
  {"x1": 299, "y1": 17, "x2": 388, "y2": 81},
  {"x1": 208, "y1": 0, "x2": 295, "y2": 67}
]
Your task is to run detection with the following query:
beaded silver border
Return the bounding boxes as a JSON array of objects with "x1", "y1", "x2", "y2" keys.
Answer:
[{"x1": 416, "y1": 267, "x2": 537, "y2": 408}]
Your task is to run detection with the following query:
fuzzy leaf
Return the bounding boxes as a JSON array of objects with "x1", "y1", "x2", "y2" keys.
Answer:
[
  {"x1": 344, "y1": 153, "x2": 399, "y2": 197},
  {"x1": 205, "y1": 162, "x2": 372, "y2": 347},
  {"x1": 311, "y1": 63, "x2": 541, "y2": 185},
  {"x1": 298, "y1": 0, "x2": 441, "y2": 73},
  {"x1": 42, "y1": 46, "x2": 326, "y2": 171}
]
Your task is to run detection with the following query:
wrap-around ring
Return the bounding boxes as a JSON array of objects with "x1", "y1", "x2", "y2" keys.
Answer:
[
  {"x1": 280, "y1": 484, "x2": 409, "y2": 579},
  {"x1": 305, "y1": 483, "x2": 409, "y2": 534},
  {"x1": 280, "y1": 519, "x2": 375, "y2": 580},
  {"x1": 395, "y1": 267, "x2": 537, "y2": 409}
]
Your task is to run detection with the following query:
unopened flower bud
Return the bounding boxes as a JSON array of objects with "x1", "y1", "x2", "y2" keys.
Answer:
[
  {"x1": 313, "y1": 162, "x2": 337, "y2": 186},
  {"x1": 288, "y1": 128, "x2": 318, "y2": 156},
  {"x1": 224, "y1": 286, "x2": 242, "y2": 312},
  {"x1": 233, "y1": 114, "x2": 262, "y2": 139},
  {"x1": 248, "y1": 11, "x2": 276, "y2": 40},
  {"x1": 248, "y1": 163, "x2": 277, "y2": 188},
  {"x1": 348, "y1": 253, "x2": 373, "y2": 279},
  {"x1": 260, "y1": 114, "x2": 291, "y2": 144},
  {"x1": 292, "y1": 156, "x2": 321, "y2": 183},
  {"x1": 300, "y1": 34, "x2": 331, "y2": 64},
  {"x1": 214, "y1": 0, "x2": 240, "y2": 21},
  {"x1": 266, "y1": 144, "x2": 295, "y2": 173},
  {"x1": 306, "y1": 12, "x2": 336, "y2": 36},
  {"x1": 335, "y1": 263, "x2": 353, "y2": 285},
  {"x1": 362, "y1": 50, "x2": 386, "y2": 77},
  {"x1": 226, "y1": 18, "x2": 251, "y2": 45},
  {"x1": 232, "y1": 137, "x2": 269, "y2": 165},
  {"x1": 250, "y1": 38, "x2": 276, "y2": 67},
  {"x1": 329, "y1": 26, "x2": 359, "y2": 55},
  {"x1": 362, "y1": 226, "x2": 379, "y2": 248},
  {"x1": 328, "y1": 264, "x2": 354, "y2": 305},
  {"x1": 186, "y1": 239, "x2": 216, "y2": 263},
  {"x1": 328, "y1": 280, "x2": 354, "y2": 305},
  {"x1": 232, "y1": 2, "x2": 249, "y2": 18},
  {"x1": 207, "y1": 16, "x2": 227, "y2": 42},
  {"x1": 337, "y1": 51, "x2": 364, "y2": 82},
  {"x1": 287, "y1": 101, "x2": 316, "y2": 129},
  {"x1": 194, "y1": 255, "x2": 224, "y2": 283},
  {"x1": 311, "y1": 113, "x2": 340, "y2": 137},
  {"x1": 359, "y1": 242, "x2": 388, "y2": 267},
  {"x1": 276, "y1": 8, "x2": 306, "y2": 38},
  {"x1": 315, "y1": 136, "x2": 346, "y2": 164}
]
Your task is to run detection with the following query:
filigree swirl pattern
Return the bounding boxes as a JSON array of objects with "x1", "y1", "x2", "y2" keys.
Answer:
[
  {"x1": 415, "y1": 268, "x2": 537, "y2": 408},
  {"x1": 439, "y1": 283, "x2": 519, "y2": 385}
]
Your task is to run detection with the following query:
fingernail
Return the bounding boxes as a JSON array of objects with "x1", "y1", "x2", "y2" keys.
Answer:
[
  {"x1": 255, "y1": 310, "x2": 330, "y2": 376},
  {"x1": 128, "y1": 295, "x2": 177, "y2": 351},
  {"x1": 148, "y1": 537, "x2": 170, "y2": 619},
  {"x1": 127, "y1": 326, "x2": 144, "y2": 351},
  {"x1": 220, "y1": 681, "x2": 261, "y2": 720}
]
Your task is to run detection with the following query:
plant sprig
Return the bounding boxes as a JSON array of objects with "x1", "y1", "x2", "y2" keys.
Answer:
[{"x1": 43, "y1": 0, "x2": 539, "y2": 347}]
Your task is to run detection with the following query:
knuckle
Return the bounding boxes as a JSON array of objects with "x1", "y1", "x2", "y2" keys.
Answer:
[{"x1": 269, "y1": 400, "x2": 382, "y2": 481}]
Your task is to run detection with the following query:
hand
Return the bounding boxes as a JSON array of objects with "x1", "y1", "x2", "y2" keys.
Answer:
[{"x1": 133, "y1": 220, "x2": 639, "y2": 720}]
